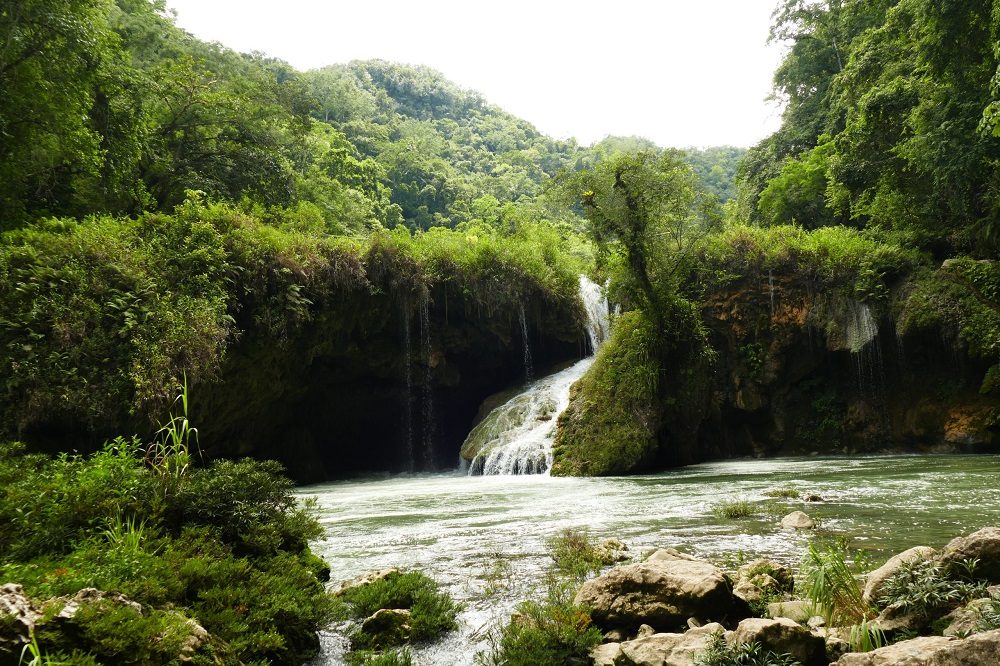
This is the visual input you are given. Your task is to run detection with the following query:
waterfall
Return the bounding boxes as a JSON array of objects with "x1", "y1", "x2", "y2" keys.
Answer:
[
  {"x1": 401, "y1": 298, "x2": 415, "y2": 472},
  {"x1": 463, "y1": 276, "x2": 609, "y2": 476},
  {"x1": 518, "y1": 303, "x2": 534, "y2": 382},
  {"x1": 768, "y1": 270, "x2": 775, "y2": 317},
  {"x1": 845, "y1": 300, "x2": 877, "y2": 353},
  {"x1": 578, "y1": 275, "x2": 610, "y2": 353},
  {"x1": 845, "y1": 300, "x2": 888, "y2": 430},
  {"x1": 419, "y1": 286, "x2": 436, "y2": 470}
]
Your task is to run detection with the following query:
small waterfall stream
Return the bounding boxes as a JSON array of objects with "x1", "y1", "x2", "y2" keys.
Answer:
[
  {"x1": 517, "y1": 303, "x2": 533, "y2": 382},
  {"x1": 463, "y1": 276, "x2": 609, "y2": 476},
  {"x1": 419, "y1": 286, "x2": 436, "y2": 469},
  {"x1": 400, "y1": 298, "x2": 415, "y2": 472}
]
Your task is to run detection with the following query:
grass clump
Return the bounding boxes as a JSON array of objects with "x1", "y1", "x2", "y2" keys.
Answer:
[
  {"x1": 799, "y1": 540, "x2": 885, "y2": 652},
  {"x1": 547, "y1": 528, "x2": 612, "y2": 580},
  {"x1": 977, "y1": 599, "x2": 1000, "y2": 632},
  {"x1": 712, "y1": 498, "x2": 762, "y2": 520},
  {"x1": 345, "y1": 648, "x2": 413, "y2": 666},
  {"x1": 694, "y1": 630, "x2": 801, "y2": 666},
  {"x1": 336, "y1": 571, "x2": 459, "y2": 649},
  {"x1": 763, "y1": 488, "x2": 801, "y2": 499}
]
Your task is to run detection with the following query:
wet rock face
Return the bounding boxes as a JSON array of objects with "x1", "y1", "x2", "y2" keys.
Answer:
[
  {"x1": 575, "y1": 550, "x2": 750, "y2": 633},
  {"x1": 700, "y1": 276, "x2": 996, "y2": 462},
  {"x1": 832, "y1": 629, "x2": 1000, "y2": 665}
]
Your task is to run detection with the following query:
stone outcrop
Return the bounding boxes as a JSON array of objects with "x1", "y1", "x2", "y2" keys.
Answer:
[
  {"x1": 832, "y1": 629, "x2": 1000, "y2": 665},
  {"x1": 942, "y1": 598, "x2": 997, "y2": 637},
  {"x1": 768, "y1": 600, "x2": 818, "y2": 623},
  {"x1": 863, "y1": 546, "x2": 937, "y2": 603},
  {"x1": 732, "y1": 617, "x2": 826, "y2": 666},
  {"x1": 938, "y1": 528, "x2": 1000, "y2": 583},
  {"x1": 575, "y1": 550, "x2": 749, "y2": 632},
  {"x1": 0, "y1": 584, "x2": 38, "y2": 655}
]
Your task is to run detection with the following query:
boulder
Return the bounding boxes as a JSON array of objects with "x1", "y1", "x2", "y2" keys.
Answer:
[
  {"x1": 731, "y1": 617, "x2": 826, "y2": 666},
  {"x1": 335, "y1": 568, "x2": 401, "y2": 595},
  {"x1": 942, "y1": 598, "x2": 997, "y2": 637},
  {"x1": 938, "y1": 528, "x2": 1000, "y2": 583},
  {"x1": 575, "y1": 553, "x2": 749, "y2": 632},
  {"x1": 359, "y1": 608, "x2": 412, "y2": 647},
  {"x1": 595, "y1": 539, "x2": 631, "y2": 564},
  {"x1": 55, "y1": 587, "x2": 144, "y2": 620},
  {"x1": 738, "y1": 559, "x2": 795, "y2": 594},
  {"x1": 615, "y1": 623, "x2": 726, "y2": 666},
  {"x1": 767, "y1": 600, "x2": 818, "y2": 623},
  {"x1": 781, "y1": 511, "x2": 816, "y2": 529},
  {"x1": 0, "y1": 584, "x2": 39, "y2": 655},
  {"x1": 875, "y1": 601, "x2": 925, "y2": 634},
  {"x1": 863, "y1": 546, "x2": 938, "y2": 604},
  {"x1": 832, "y1": 629, "x2": 1000, "y2": 665},
  {"x1": 591, "y1": 642, "x2": 621, "y2": 666}
]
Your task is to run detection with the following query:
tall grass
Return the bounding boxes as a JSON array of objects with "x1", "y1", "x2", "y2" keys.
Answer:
[
  {"x1": 800, "y1": 541, "x2": 884, "y2": 651},
  {"x1": 146, "y1": 374, "x2": 199, "y2": 480}
]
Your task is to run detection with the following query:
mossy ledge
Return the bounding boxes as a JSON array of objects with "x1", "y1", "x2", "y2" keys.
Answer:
[{"x1": 550, "y1": 226, "x2": 998, "y2": 475}]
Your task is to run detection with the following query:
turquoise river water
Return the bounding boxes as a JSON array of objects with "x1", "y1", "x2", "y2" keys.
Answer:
[{"x1": 300, "y1": 454, "x2": 1000, "y2": 665}]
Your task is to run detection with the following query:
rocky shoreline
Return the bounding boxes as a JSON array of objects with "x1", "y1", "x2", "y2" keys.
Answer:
[{"x1": 579, "y1": 526, "x2": 1000, "y2": 666}]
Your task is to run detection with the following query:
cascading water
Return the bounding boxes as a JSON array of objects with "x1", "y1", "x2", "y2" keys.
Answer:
[
  {"x1": 463, "y1": 276, "x2": 609, "y2": 476},
  {"x1": 518, "y1": 303, "x2": 533, "y2": 382},
  {"x1": 578, "y1": 275, "x2": 610, "y2": 353},
  {"x1": 419, "y1": 286, "x2": 436, "y2": 469},
  {"x1": 845, "y1": 300, "x2": 888, "y2": 430}
]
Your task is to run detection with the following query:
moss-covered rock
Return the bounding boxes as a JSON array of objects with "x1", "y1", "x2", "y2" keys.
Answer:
[{"x1": 551, "y1": 297, "x2": 715, "y2": 476}]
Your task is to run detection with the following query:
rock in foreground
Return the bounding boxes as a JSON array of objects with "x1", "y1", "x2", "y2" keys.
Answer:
[
  {"x1": 833, "y1": 629, "x2": 1000, "y2": 665},
  {"x1": 575, "y1": 549, "x2": 749, "y2": 633}
]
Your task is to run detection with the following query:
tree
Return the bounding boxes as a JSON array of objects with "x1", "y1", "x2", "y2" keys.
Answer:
[{"x1": 563, "y1": 150, "x2": 712, "y2": 326}]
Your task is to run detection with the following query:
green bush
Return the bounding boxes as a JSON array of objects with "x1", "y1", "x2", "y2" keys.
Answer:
[
  {"x1": 877, "y1": 558, "x2": 987, "y2": 619},
  {"x1": 336, "y1": 571, "x2": 459, "y2": 648},
  {"x1": 477, "y1": 583, "x2": 602, "y2": 666},
  {"x1": 0, "y1": 441, "x2": 333, "y2": 665},
  {"x1": 547, "y1": 528, "x2": 612, "y2": 580}
]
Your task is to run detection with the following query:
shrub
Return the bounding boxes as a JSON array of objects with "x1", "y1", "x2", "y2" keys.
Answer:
[
  {"x1": 0, "y1": 441, "x2": 334, "y2": 665},
  {"x1": 877, "y1": 558, "x2": 987, "y2": 619},
  {"x1": 477, "y1": 582, "x2": 602, "y2": 666},
  {"x1": 694, "y1": 630, "x2": 801, "y2": 666},
  {"x1": 547, "y1": 528, "x2": 611, "y2": 580},
  {"x1": 336, "y1": 571, "x2": 459, "y2": 648}
]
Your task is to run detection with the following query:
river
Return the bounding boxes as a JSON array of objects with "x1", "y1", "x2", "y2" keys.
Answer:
[{"x1": 300, "y1": 453, "x2": 1000, "y2": 665}]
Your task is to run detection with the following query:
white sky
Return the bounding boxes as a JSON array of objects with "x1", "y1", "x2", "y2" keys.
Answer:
[{"x1": 164, "y1": 0, "x2": 787, "y2": 148}]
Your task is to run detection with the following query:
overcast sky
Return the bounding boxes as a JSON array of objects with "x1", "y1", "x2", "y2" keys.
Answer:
[{"x1": 164, "y1": 0, "x2": 786, "y2": 148}]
